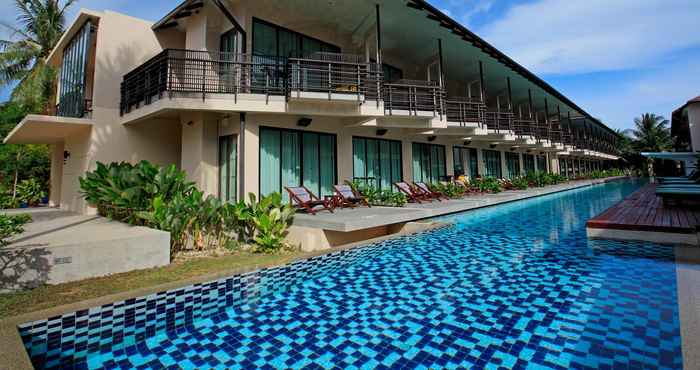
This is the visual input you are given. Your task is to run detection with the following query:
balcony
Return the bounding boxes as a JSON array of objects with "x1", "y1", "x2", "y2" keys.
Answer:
[
  {"x1": 513, "y1": 117, "x2": 536, "y2": 137},
  {"x1": 287, "y1": 52, "x2": 381, "y2": 103},
  {"x1": 120, "y1": 49, "x2": 384, "y2": 115},
  {"x1": 444, "y1": 98, "x2": 485, "y2": 127},
  {"x1": 483, "y1": 110, "x2": 514, "y2": 133},
  {"x1": 383, "y1": 79, "x2": 444, "y2": 118}
]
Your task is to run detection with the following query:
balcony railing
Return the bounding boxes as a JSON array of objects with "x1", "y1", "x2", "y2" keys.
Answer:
[
  {"x1": 513, "y1": 118, "x2": 536, "y2": 137},
  {"x1": 287, "y1": 52, "x2": 381, "y2": 102},
  {"x1": 120, "y1": 49, "x2": 288, "y2": 114},
  {"x1": 383, "y1": 79, "x2": 444, "y2": 118},
  {"x1": 54, "y1": 97, "x2": 92, "y2": 118},
  {"x1": 484, "y1": 111, "x2": 514, "y2": 132},
  {"x1": 445, "y1": 98, "x2": 485, "y2": 127}
]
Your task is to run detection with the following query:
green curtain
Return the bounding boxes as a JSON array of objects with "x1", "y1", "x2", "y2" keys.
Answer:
[
  {"x1": 469, "y1": 148, "x2": 479, "y2": 179},
  {"x1": 352, "y1": 138, "x2": 366, "y2": 183},
  {"x1": 379, "y1": 140, "x2": 391, "y2": 190},
  {"x1": 352, "y1": 137, "x2": 402, "y2": 191},
  {"x1": 505, "y1": 152, "x2": 520, "y2": 179},
  {"x1": 320, "y1": 135, "x2": 335, "y2": 196},
  {"x1": 523, "y1": 154, "x2": 535, "y2": 174},
  {"x1": 260, "y1": 129, "x2": 281, "y2": 198},
  {"x1": 483, "y1": 150, "x2": 502, "y2": 178},
  {"x1": 366, "y1": 139, "x2": 379, "y2": 188},
  {"x1": 302, "y1": 133, "x2": 320, "y2": 196},
  {"x1": 412, "y1": 143, "x2": 422, "y2": 183},
  {"x1": 412, "y1": 143, "x2": 445, "y2": 183}
]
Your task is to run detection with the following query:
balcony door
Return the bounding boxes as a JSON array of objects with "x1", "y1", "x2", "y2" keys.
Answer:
[{"x1": 219, "y1": 29, "x2": 239, "y2": 93}]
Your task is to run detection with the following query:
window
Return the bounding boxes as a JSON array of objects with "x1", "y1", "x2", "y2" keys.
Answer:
[
  {"x1": 219, "y1": 135, "x2": 237, "y2": 202},
  {"x1": 523, "y1": 154, "x2": 535, "y2": 174},
  {"x1": 536, "y1": 155, "x2": 547, "y2": 173},
  {"x1": 58, "y1": 20, "x2": 94, "y2": 118},
  {"x1": 259, "y1": 127, "x2": 336, "y2": 201},
  {"x1": 468, "y1": 148, "x2": 479, "y2": 179},
  {"x1": 483, "y1": 150, "x2": 502, "y2": 178},
  {"x1": 252, "y1": 18, "x2": 340, "y2": 58},
  {"x1": 505, "y1": 152, "x2": 520, "y2": 179},
  {"x1": 412, "y1": 143, "x2": 446, "y2": 183},
  {"x1": 352, "y1": 137, "x2": 402, "y2": 190},
  {"x1": 452, "y1": 147, "x2": 466, "y2": 177}
]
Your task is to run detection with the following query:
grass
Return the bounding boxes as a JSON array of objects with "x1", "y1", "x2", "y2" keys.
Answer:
[{"x1": 0, "y1": 250, "x2": 306, "y2": 320}]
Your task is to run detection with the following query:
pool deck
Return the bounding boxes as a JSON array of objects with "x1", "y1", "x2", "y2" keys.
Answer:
[
  {"x1": 586, "y1": 184, "x2": 700, "y2": 246},
  {"x1": 294, "y1": 177, "x2": 628, "y2": 232}
]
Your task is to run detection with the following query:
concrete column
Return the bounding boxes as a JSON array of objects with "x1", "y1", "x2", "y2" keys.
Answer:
[
  {"x1": 402, "y1": 139, "x2": 413, "y2": 181},
  {"x1": 445, "y1": 144, "x2": 454, "y2": 178},
  {"x1": 180, "y1": 112, "x2": 218, "y2": 196},
  {"x1": 336, "y1": 130, "x2": 353, "y2": 183},
  {"x1": 518, "y1": 152, "x2": 525, "y2": 176},
  {"x1": 243, "y1": 120, "x2": 259, "y2": 197},
  {"x1": 49, "y1": 143, "x2": 64, "y2": 207},
  {"x1": 550, "y1": 155, "x2": 560, "y2": 174},
  {"x1": 476, "y1": 148, "x2": 485, "y2": 176},
  {"x1": 500, "y1": 151, "x2": 508, "y2": 179}
]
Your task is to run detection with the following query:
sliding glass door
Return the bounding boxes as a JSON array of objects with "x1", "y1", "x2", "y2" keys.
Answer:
[
  {"x1": 259, "y1": 127, "x2": 336, "y2": 201},
  {"x1": 505, "y1": 152, "x2": 520, "y2": 179},
  {"x1": 482, "y1": 150, "x2": 502, "y2": 178},
  {"x1": 352, "y1": 137, "x2": 402, "y2": 190},
  {"x1": 219, "y1": 135, "x2": 237, "y2": 202},
  {"x1": 523, "y1": 154, "x2": 535, "y2": 174},
  {"x1": 412, "y1": 143, "x2": 446, "y2": 184}
]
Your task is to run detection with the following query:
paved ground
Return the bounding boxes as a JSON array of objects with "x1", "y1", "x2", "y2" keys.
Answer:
[{"x1": 293, "y1": 178, "x2": 624, "y2": 232}]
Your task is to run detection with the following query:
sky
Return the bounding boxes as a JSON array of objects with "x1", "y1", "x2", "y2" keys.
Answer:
[{"x1": 2, "y1": 0, "x2": 699, "y2": 131}]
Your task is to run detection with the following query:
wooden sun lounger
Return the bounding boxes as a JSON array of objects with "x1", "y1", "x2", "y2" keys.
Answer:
[
  {"x1": 394, "y1": 182, "x2": 431, "y2": 203},
  {"x1": 414, "y1": 182, "x2": 447, "y2": 201},
  {"x1": 656, "y1": 187, "x2": 700, "y2": 206},
  {"x1": 285, "y1": 186, "x2": 334, "y2": 215},
  {"x1": 333, "y1": 184, "x2": 371, "y2": 208}
]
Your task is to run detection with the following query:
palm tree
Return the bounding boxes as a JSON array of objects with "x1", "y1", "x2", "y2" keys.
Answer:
[
  {"x1": 631, "y1": 113, "x2": 673, "y2": 152},
  {"x1": 0, "y1": 0, "x2": 76, "y2": 110}
]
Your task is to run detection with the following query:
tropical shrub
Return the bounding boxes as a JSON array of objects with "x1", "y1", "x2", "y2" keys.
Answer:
[
  {"x1": 16, "y1": 178, "x2": 46, "y2": 206},
  {"x1": 510, "y1": 177, "x2": 529, "y2": 190},
  {"x1": 82, "y1": 161, "x2": 295, "y2": 255},
  {"x1": 349, "y1": 181, "x2": 407, "y2": 207},
  {"x1": 471, "y1": 177, "x2": 503, "y2": 193},
  {"x1": 0, "y1": 213, "x2": 31, "y2": 247},
  {"x1": 432, "y1": 182, "x2": 465, "y2": 198}
]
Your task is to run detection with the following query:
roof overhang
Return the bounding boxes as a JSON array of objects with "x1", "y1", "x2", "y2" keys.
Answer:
[
  {"x1": 641, "y1": 152, "x2": 698, "y2": 162},
  {"x1": 3, "y1": 115, "x2": 93, "y2": 144},
  {"x1": 46, "y1": 9, "x2": 102, "y2": 67}
]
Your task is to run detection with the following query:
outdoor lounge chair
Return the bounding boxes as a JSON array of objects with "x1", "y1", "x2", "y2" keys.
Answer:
[
  {"x1": 658, "y1": 170, "x2": 700, "y2": 183},
  {"x1": 655, "y1": 187, "x2": 700, "y2": 206},
  {"x1": 394, "y1": 182, "x2": 431, "y2": 203},
  {"x1": 285, "y1": 186, "x2": 334, "y2": 215},
  {"x1": 333, "y1": 184, "x2": 371, "y2": 208},
  {"x1": 414, "y1": 182, "x2": 447, "y2": 201}
]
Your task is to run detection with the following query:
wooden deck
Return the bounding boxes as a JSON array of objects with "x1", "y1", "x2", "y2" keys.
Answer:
[{"x1": 587, "y1": 184, "x2": 700, "y2": 234}]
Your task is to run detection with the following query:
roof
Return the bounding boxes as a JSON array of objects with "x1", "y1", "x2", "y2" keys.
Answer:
[{"x1": 45, "y1": 9, "x2": 102, "y2": 66}]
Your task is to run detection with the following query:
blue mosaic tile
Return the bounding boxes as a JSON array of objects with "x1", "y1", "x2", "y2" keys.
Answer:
[{"x1": 19, "y1": 180, "x2": 683, "y2": 369}]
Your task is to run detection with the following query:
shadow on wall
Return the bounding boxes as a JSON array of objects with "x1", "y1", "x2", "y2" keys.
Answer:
[
  {"x1": 0, "y1": 246, "x2": 52, "y2": 292},
  {"x1": 90, "y1": 43, "x2": 182, "y2": 170}
]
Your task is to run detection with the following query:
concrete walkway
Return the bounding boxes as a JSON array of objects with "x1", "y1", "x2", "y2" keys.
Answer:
[
  {"x1": 0, "y1": 208, "x2": 170, "y2": 291},
  {"x1": 293, "y1": 177, "x2": 627, "y2": 232}
]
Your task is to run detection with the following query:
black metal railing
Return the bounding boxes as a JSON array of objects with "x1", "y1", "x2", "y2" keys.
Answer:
[
  {"x1": 484, "y1": 111, "x2": 514, "y2": 132},
  {"x1": 287, "y1": 52, "x2": 381, "y2": 102},
  {"x1": 120, "y1": 49, "x2": 289, "y2": 114},
  {"x1": 56, "y1": 97, "x2": 92, "y2": 118},
  {"x1": 384, "y1": 79, "x2": 445, "y2": 117},
  {"x1": 445, "y1": 98, "x2": 485, "y2": 126},
  {"x1": 513, "y1": 118, "x2": 536, "y2": 137}
]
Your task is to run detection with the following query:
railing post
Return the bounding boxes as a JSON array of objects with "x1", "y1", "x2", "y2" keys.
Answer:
[
  {"x1": 297, "y1": 59, "x2": 301, "y2": 99},
  {"x1": 201, "y1": 55, "x2": 206, "y2": 102},
  {"x1": 328, "y1": 62, "x2": 332, "y2": 100},
  {"x1": 356, "y1": 64, "x2": 361, "y2": 103},
  {"x1": 388, "y1": 85, "x2": 393, "y2": 115}
]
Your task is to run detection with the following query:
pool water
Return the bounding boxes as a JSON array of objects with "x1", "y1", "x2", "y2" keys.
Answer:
[{"x1": 66, "y1": 180, "x2": 685, "y2": 368}]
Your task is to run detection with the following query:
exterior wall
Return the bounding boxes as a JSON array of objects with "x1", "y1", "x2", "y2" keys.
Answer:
[
  {"x1": 688, "y1": 102, "x2": 700, "y2": 152},
  {"x1": 57, "y1": 11, "x2": 182, "y2": 212}
]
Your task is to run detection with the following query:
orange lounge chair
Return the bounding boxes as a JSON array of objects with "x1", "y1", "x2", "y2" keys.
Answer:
[
  {"x1": 394, "y1": 181, "x2": 431, "y2": 203},
  {"x1": 414, "y1": 182, "x2": 447, "y2": 201},
  {"x1": 333, "y1": 184, "x2": 371, "y2": 208},
  {"x1": 285, "y1": 186, "x2": 334, "y2": 215}
]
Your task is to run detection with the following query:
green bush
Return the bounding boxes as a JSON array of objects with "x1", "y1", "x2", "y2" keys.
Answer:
[
  {"x1": 16, "y1": 178, "x2": 46, "y2": 206},
  {"x1": 82, "y1": 161, "x2": 295, "y2": 255},
  {"x1": 349, "y1": 181, "x2": 407, "y2": 207},
  {"x1": 471, "y1": 177, "x2": 503, "y2": 193},
  {"x1": 0, "y1": 213, "x2": 31, "y2": 247},
  {"x1": 510, "y1": 177, "x2": 529, "y2": 190},
  {"x1": 432, "y1": 182, "x2": 466, "y2": 198}
]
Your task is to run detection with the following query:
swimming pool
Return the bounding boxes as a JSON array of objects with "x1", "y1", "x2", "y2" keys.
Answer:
[{"x1": 19, "y1": 179, "x2": 683, "y2": 369}]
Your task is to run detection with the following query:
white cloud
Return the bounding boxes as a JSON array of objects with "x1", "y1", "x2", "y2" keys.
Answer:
[
  {"x1": 479, "y1": 0, "x2": 700, "y2": 75},
  {"x1": 461, "y1": 0, "x2": 495, "y2": 24},
  {"x1": 568, "y1": 58, "x2": 700, "y2": 130}
]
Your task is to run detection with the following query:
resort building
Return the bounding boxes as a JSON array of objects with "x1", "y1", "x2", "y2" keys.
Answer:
[{"x1": 3, "y1": 0, "x2": 620, "y2": 213}]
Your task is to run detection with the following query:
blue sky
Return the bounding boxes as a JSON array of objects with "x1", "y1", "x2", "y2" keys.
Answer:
[{"x1": 2, "y1": 0, "x2": 699, "y2": 131}]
